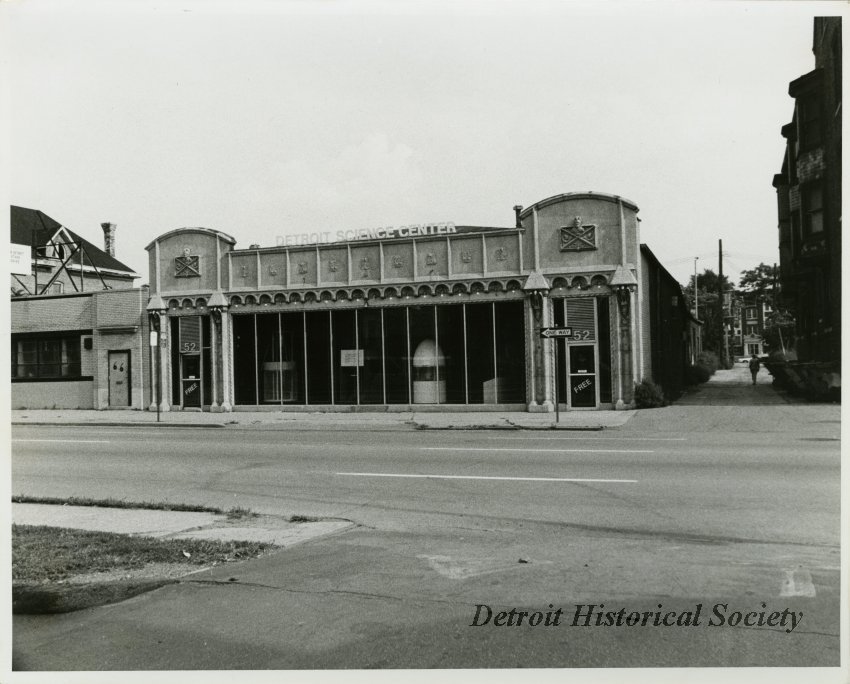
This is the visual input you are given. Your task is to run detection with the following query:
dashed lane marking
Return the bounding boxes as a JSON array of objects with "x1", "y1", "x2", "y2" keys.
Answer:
[
  {"x1": 485, "y1": 436, "x2": 685, "y2": 442},
  {"x1": 336, "y1": 472, "x2": 638, "y2": 484},
  {"x1": 423, "y1": 447, "x2": 653, "y2": 454}
]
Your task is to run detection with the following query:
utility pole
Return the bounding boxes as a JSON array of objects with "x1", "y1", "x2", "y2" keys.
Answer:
[
  {"x1": 693, "y1": 257, "x2": 699, "y2": 318},
  {"x1": 718, "y1": 239, "x2": 725, "y2": 368}
]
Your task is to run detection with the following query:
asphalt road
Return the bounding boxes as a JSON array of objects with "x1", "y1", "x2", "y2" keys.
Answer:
[{"x1": 11, "y1": 409, "x2": 842, "y2": 671}]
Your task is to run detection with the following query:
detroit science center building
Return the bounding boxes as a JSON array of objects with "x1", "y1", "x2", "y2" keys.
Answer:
[{"x1": 146, "y1": 191, "x2": 697, "y2": 413}]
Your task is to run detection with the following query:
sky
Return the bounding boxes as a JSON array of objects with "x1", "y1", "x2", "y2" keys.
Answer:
[{"x1": 3, "y1": 0, "x2": 844, "y2": 287}]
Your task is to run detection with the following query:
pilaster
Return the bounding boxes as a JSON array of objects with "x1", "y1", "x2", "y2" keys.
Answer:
[
  {"x1": 159, "y1": 315, "x2": 172, "y2": 412},
  {"x1": 219, "y1": 310, "x2": 234, "y2": 411}
]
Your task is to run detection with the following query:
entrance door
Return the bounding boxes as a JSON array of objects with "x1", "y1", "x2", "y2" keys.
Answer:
[
  {"x1": 108, "y1": 350, "x2": 131, "y2": 407},
  {"x1": 181, "y1": 354, "x2": 202, "y2": 408},
  {"x1": 568, "y1": 344, "x2": 597, "y2": 408}
]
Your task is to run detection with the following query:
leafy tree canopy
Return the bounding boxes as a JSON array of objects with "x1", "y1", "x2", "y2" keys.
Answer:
[
  {"x1": 682, "y1": 268, "x2": 730, "y2": 296},
  {"x1": 738, "y1": 263, "x2": 778, "y2": 295}
]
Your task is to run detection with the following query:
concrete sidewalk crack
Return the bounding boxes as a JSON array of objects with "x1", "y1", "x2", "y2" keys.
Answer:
[{"x1": 179, "y1": 579, "x2": 463, "y2": 607}]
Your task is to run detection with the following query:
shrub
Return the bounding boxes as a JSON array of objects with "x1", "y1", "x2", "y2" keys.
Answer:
[
  {"x1": 686, "y1": 364, "x2": 711, "y2": 385},
  {"x1": 633, "y1": 379, "x2": 667, "y2": 408},
  {"x1": 696, "y1": 351, "x2": 720, "y2": 375}
]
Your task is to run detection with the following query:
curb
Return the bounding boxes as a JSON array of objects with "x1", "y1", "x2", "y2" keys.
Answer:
[
  {"x1": 13, "y1": 578, "x2": 177, "y2": 614},
  {"x1": 12, "y1": 421, "x2": 227, "y2": 428},
  {"x1": 14, "y1": 421, "x2": 609, "y2": 431}
]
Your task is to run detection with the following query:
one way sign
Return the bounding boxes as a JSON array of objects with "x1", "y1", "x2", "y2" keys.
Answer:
[{"x1": 539, "y1": 327, "x2": 573, "y2": 339}]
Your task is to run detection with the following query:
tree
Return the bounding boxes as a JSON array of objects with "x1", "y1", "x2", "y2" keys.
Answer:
[
  {"x1": 682, "y1": 269, "x2": 731, "y2": 354},
  {"x1": 735, "y1": 262, "x2": 796, "y2": 356},
  {"x1": 738, "y1": 263, "x2": 778, "y2": 297}
]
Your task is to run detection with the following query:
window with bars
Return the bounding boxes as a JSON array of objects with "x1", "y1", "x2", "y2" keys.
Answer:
[{"x1": 12, "y1": 336, "x2": 82, "y2": 379}]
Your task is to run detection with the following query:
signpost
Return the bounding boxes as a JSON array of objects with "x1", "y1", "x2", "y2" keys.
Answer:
[{"x1": 539, "y1": 327, "x2": 573, "y2": 423}]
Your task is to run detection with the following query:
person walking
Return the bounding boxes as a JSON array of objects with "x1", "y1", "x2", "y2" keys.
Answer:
[{"x1": 749, "y1": 355, "x2": 761, "y2": 385}]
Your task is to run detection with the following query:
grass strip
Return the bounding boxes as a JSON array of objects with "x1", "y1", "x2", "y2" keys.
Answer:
[
  {"x1": 12, "y1": 495, "x2": 257, "y2": 519},
  {"x1": 13, "y1": 524, "x2": 271, "y2": 583}
]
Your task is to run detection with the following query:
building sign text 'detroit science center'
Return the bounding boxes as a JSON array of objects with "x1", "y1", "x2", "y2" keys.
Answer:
[{"x1": 276, "y1": 223, "x2": 457, "y2": 248}]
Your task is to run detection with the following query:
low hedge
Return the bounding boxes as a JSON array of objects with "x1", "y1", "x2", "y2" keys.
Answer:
[{"x1": 633, "y1": 379, "x2": 668, "y2": 408}]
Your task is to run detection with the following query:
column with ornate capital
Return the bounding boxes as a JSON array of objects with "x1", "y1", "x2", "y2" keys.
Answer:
[
  {"x1": 219, "y1": 309, "x2": 234, "y2": 412},
  {"x1": 524, "y1": 270, "x2": 553, "y2": 413},
  {"x1": 615, "y1": 287, "x2": 634, "y2": 410},
  {"x1": 159, "y1": 315, "x2": 172, "y2": 412},
  {"x1": 526, "y1": 292, "x2": 555, "y2": 412}
]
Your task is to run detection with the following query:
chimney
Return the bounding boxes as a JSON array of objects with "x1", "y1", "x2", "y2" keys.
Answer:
[
  {"x1": 101, "y1": 222, "x2": 116, "y2": 257},
  {"x1": 513, "y1": 205, "x2": 523, "y2": 228}
]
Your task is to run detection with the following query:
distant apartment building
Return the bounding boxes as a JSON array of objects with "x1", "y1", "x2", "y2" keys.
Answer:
[
  {"x1": 10, "y1": 206, "x2": 151, "y2": 409},
  {"x1": 773, "y1": 17, "x2": 841, "y2": 366},
  {"x1": 728, "y1": 294, "x2": 773, "y2": 359}
]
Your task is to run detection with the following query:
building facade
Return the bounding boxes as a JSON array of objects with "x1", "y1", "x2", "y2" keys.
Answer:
[
  {"x1": 145, "y1": 191, "x2": 696, "y2": 412},
  {"x1": 773, "y1": 17, "x2": 841, "y2": 366},
  {"x1": 728, "y1": 294, "x2": 773, "y2": 359},
  {"x1": 10, "y1": 207, "x2": 150, "y2": 410}
]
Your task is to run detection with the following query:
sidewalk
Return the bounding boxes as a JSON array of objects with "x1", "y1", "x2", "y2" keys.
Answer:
[
  {"x1": 12, "y1": 502, "x2": 354, "y2": 614},
  {"x1": 11, "y1": 407, "x2": 636, "y2": 430},
  {"x1": 676, "y1": 361, "x2": 794, "y2": 406}
]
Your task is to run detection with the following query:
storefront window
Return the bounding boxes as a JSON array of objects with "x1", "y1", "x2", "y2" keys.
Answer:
[
  {"x1": 358, "y1": 308, "x2": 384, "y2": 404},
  {"x1": 409, "y1": 306, "x2": 440, "y2": 404},
  {"x1": 596, "y1": 297, "x2": 612, "y2": 404},
  {"x1": 281, "y1": 312, "x2": 305, "y2": 403},
  {"x1": 232, "y1": 315, "x2": 257, "y2": 405},
  {"x1": 256, "y1": 314, "x2": 280, "y2": 403},
  {"x1": 332, "y1": 310, "x2": 357, "y2": 404},
  {"x1": 201, "y1": 317, "x2": 212, "y2": 405},
  {"x1": 230, "y1": 300, "x2": 527, "y2": 407},
  {"x1": 305, "y1": 311, "x2": 332, "y2": 404},
  {"x1": 465, "y1": 303, "x2": 495, "y2": 403},
  {"x1": 494, "y1": 301, "x2": 524, "y2": 402},
  {"x1": 11, "y1": 336, "x2": 81, "y2": 380},
  {"x1": 384, "y1": 307, "x2": 410, "y2": 404},
  {"x1": 436, "y1": 304, "x2": 466, "y2": 403}
]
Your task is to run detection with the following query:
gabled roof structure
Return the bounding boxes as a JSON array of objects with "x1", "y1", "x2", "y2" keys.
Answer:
[{"x1": 11, "y1": 205, "x2": 138, "y2": 275}]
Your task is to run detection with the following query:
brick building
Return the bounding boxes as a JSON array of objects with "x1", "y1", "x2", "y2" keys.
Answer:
[
  {"x1": 773, "y1": 17, "x2": 841, "y2": 368},
  {"x1": 10, "y1": 207, "x2": 151, "y2": 409}
]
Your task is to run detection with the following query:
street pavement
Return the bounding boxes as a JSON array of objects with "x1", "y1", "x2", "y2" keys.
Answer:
[{"x1": 8, "y1": 367, "x2": 844, "y2": 678}]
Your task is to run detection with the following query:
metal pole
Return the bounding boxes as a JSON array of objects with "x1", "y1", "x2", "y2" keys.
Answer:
[
  {"x1": 694, "y1": 256, "x2": 699, "y2": 317},
  {"x1": 156, "y1": 326, "x2": 161, "y2": 423},
  {"x1": 718, "y1": 239, "x2": 725, "y2": 367},
  {"x1": 554, "y1": 338, "x2": 560, "y2": 424}
]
